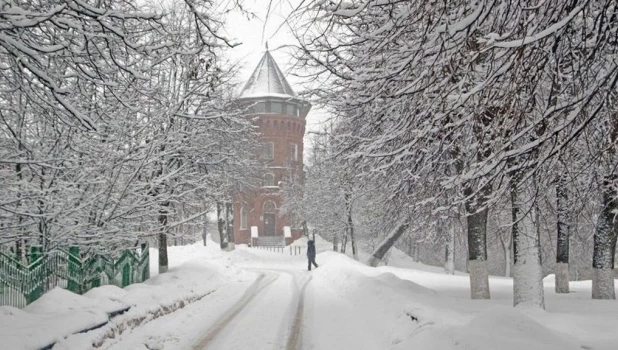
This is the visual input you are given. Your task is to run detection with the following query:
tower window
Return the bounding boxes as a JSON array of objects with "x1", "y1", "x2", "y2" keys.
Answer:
[
  {"x1": 287, "y1": 104, "x2": 298, "y2": 117},
  {"x1": 253, "y1": 102, "x2": 266, "y2": 113},
  {"x1": 263, "y1": 173, "x2": 275, "y2": 187},
  {"x1": 240, "y1": 207, "x2": 248, "y2": 230},
  {"x1": 262, "y1": 142, "x2": 274, "y2": 160},
  {"x1": 271, "y1": 102, "x2": 283, "y2": 114},
  {"x1": 289, "y1": 143, "x2": 298, "y2": 162}
]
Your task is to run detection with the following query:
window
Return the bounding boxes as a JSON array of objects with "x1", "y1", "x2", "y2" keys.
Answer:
[
  {"x1": 262, "y1": 142, "x2": 274, "y2": 160},
  {"x1": 240, "y1": 207, "x2": 248, "y2": 230},
  {"x1": 271, "y1": 102, "x2": 283, "y2": 114},
  {"x1": 254, "y1": 102, "x2": 266, "y2": 113},
  {"x1": 289, "y1": 143, "x2": 298, "y2": 162},
  {"x1": 263, "y1": 173, "x2": 275, "y2": 187},
  {"x1": 286, "y1": 104, "x2": 297, "y2": 117},
  {"x1": 263, "y1": 201, "x2": 276, "y2": 212}
]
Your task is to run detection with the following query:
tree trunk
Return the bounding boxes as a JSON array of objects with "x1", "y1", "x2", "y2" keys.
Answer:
[
  {"x1": 555, "y1": 173, "x2": 570, "y2": 293},
  {"x1": 349, "y1": 225, "x2": 358, "y2": 261},
  {"x1": 333, "y1": 229, "x2": 340, "y2": 252},
  {"x1": 592, "y1": 176, "x2": 617, "y2": 300},
  {"x1": 498, "y1": 231, "x2": 512, "y2": 277},
  {"x1": 345, "y1": 193, "x2": 358, "y2": 260},
  {"x1": 158, "y1": 201, "x2": 170, "y2": 273},
  {"x1": 504, "y1": 241, "x2": 512, "y2": 278},
  {"x1": 202, "y1": 211, "x2": 208, "y2": 246},
  {"x1": 302, "y1": 221, "x2": 309, "y2": 237},
  {"x1": 368, "y1": 220, "x2": 409, "y2": 267},
  {"x1": 217, "y1": 201, "x2": 227, "y2": 250},
  {"x1": 226, "y1": 202, "x2": 235, "y2": 250},
  {"x1": 612, "y1": 221, "x2": 618, "y2": 268},
  {"x1": 341, "y1": 232, "x2": 348, "y2": 254},
  {"x1": 464, "y1": 184, "x2": 490, "y2": 299},
  {"x1": 511, "y1": 177, "x2": 545, "y2": 308},
  {"x1": 463, "y1": 109, "x2": 497, "y2": 299},
  {"x1": 444, "y1": 222, "x2": 456, "y2": 275}
]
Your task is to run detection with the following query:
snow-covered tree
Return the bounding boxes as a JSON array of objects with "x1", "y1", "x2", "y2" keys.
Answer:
[
  {"x1": 0, "y1": 0, "x2": 258, "y2": 268},
  {"x1": 292, "y1": 0, "x2": 618, "y2": 305}
]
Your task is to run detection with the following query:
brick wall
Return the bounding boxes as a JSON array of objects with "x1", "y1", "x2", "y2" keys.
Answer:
[{"x1": 232, "y1": 100, "x2": 307, "y2": 245}]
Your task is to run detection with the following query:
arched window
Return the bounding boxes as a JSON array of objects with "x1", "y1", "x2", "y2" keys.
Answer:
[
  {"x1": 263, "y1": 173, "x2": 275, "y2": 187},
  {"x1": 240, "y1": 207, "x2": 248, "y2": 230},
  {"x1": 263, "y1": 201, "x2": 276, "y2": 213}
]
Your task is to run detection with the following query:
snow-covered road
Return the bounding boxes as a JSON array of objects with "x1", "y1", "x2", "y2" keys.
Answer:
[{"x1": 193, "y1": 268, "x2": 311, "y2": 350}]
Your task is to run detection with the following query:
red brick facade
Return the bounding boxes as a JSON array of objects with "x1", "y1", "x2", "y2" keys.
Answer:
[
  {"x1": 231, "y1": 52, "x2": 311, "y2": 246},
  {"x1": 232, "y1": 97, "x2": 309, "y2": 245}
]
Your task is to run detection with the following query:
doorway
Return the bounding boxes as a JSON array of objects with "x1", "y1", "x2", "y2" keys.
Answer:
[{"x1": 263, "y1": 213, "x2": 276, "y2": 236}]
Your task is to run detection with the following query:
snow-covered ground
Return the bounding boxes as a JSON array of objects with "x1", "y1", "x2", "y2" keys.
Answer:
[{"x1": 1, "y1": 235, "x2": 617, "y2": 350}]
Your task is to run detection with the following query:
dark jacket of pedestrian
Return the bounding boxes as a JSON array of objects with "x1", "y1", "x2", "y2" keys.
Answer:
[
  {"x1": 307, "y1": 240, "x2": 316, "y2": 258},
  {"x1": 307, "y1": 239, "x2": 318, "y2": 270}
]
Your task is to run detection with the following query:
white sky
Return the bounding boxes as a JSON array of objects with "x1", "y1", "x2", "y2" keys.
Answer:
[{"x1": 218, "y1": 0, "x2": 328, "y2": 138}]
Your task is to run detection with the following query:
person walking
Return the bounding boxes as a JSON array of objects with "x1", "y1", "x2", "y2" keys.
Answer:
[{"x1": 307, "y1": 239, "x2": 318, "y2": 271}]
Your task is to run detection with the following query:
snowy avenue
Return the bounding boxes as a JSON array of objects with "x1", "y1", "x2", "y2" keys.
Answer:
[
  {"x1": 5, "y1": 237, "x2": 617, "y2": 349},
  {"x1": 1, "y1": 0, "x2": 618, "y2": 349}
]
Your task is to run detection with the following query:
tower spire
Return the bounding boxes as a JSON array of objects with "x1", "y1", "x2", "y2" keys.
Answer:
[
  {"x1": 265, "y1": 41, "x2": 269, "y2": 52},
  {"x1": 239, "y1": 50, "x2": 296, "y2": 98}
]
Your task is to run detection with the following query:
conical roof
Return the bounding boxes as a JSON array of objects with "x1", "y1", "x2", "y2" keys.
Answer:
[{"x1": 239, "y1": 51, "x2": 296, "y2": 99}]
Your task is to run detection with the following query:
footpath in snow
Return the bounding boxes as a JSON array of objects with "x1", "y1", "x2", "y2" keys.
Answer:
[{"x1": 1, "y1": 236, "x2": 617, "y2": 350}]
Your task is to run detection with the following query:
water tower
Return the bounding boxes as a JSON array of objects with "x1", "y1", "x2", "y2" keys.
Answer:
[{"x1": 232, "y1": 51, "x2": 311, "y2": 246}]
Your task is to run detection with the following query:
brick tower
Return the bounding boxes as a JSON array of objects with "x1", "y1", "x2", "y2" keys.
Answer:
[{"x1": 232, "y1": 51, "x2": 311, "y2": 246}]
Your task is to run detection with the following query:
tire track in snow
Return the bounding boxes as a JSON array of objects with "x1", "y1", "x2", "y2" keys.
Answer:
[
  {"x1": 286, "y1": 275, "x2": 312, "y2": 350},
  {"x1": 192, "y1": 272, "x2": 277, "y2": 349},
  {"x1": 193, "y1": 268, "x2": 312, "y2": 350}
]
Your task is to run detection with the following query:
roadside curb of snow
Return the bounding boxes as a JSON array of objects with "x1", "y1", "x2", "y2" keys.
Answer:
[
  {"x1": 37, "y1": 306, "x2": 131, "y2": 350},
  {"x1": 90, "y1": 289, "x2": 216, "y2": 348}
]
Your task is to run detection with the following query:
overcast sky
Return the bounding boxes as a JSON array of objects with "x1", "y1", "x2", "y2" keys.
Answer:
[
  {"x1": 218, "y1": 0, "x2": 328, "y2": 137},
  {"x1": 220, "y1": 0, "x2": 300, "y2": 89}
]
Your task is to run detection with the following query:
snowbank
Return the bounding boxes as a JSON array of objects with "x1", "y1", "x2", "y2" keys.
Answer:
[
  {"x1": 304, "y1": 252, "x2": 595, "y2": 350},
  {"x1": 303, "y1": 252, "x2": 457, "y2": 349},
  {"x1": 397, "y1": 306, "x2": 580, "y2": 350},
  {"x1": 0, "y1": 287, "x2": 128, "y2": 350},
  {"x1": 2, "y1": 240, "x2": 256, "y2": 350}
]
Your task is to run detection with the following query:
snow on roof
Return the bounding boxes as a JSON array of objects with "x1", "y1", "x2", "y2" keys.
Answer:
[{"x1": 239, "y1": 51, "x2": 296, "y2": 99}]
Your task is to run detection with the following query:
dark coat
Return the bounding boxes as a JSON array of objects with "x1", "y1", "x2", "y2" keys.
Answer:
[{"x1": 307, "y1": 240, "x2": 316, "y2": 258}]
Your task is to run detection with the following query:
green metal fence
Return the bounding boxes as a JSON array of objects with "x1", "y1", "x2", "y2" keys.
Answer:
[{"x1": 0, "y1": 243, "x2": 150, "y2": 308}]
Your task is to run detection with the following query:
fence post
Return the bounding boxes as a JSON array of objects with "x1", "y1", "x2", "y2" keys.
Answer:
[
  {"x1": 26, "y1": 246, "x2": 43, "y2": 304},
  {"x1": 141, "y1": 243, "x2": 150, "y2": 281},
  {"x1": 122, "y1": 262, "x2": 131, "y2": 287},
  {"x1": 67, "y1": 246, "x2": 81, "y2": 294},
  {"x1": 29, "y1": 245, "x2": 42, "y2": 263},
  {"x1": 90, "y1": 256, "x2": 101, "y2": 289}
]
